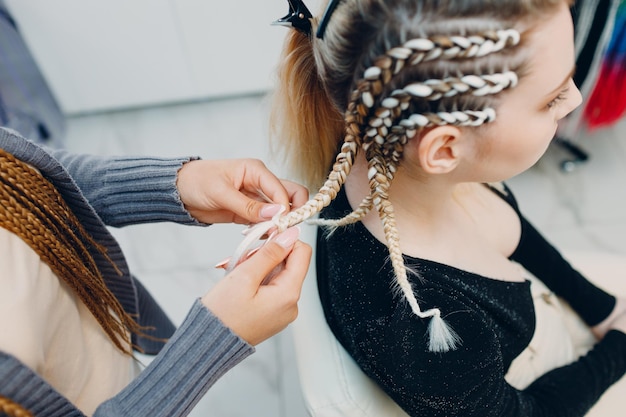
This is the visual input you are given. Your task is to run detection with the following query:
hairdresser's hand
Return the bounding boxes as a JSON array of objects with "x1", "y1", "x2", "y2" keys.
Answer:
[
  {"x1": 201, "y1": 227, "x2": 311, "y2": 346},
  {"x1": 591, "y1": 297, "x2": 626, "y2": 339},
  {"x1": 177, "y1": 159, "x2": 308, "y2": 224}
]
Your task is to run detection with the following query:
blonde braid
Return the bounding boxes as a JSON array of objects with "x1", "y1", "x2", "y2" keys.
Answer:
[
  {"x1": 308, "y1": 195, "x2": 373, "y2": 231},
  {"x1": 366, "y1": 150, "x2": 411, "y2": 299},
  {"x1": 317, "y1": 33, "x2": 519, "y2": 349},
  {"x1": 311, "y1": 94, "x2": 410, "y2": 229},
  {"x1": 308, "y1": 106, "x2": 400, "y2": 230},
  {"x1": 0, "y1": 149, "x2": 148, "y2": 354},
  {"x1": 276, "y1": 93, "x2": 365, "y2": 230},
  {"x1": 358, "y1": 98, "x2": 461, "y2": 351},
  {"x1": 0, "y1": 396, "x2": 32, "y2": 417},
  {"x1": 374, "y1": 145, "x2": 463, "y2": 350},
  {"x1": 315, "y1": 75, "x2": 493, "y2": 230}
]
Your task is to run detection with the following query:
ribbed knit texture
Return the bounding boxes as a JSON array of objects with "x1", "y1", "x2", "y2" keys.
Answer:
[
  {"x1": 52, "y1": 148, "x2": 202, "y2": 227},
  {"x1": 0, "y1": 352, "x2": 85, "y2": 416},
  {"x1": 95, "y1": 300, "x2": 253, "y2": 416}
]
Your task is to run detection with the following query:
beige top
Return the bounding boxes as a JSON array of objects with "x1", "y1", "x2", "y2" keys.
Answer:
[
  {"x1": 0, "y1": 227, "x2": 138, "y2": 416},
  {"x1": 506, "y1": 262, "x2": 596, "y2": 389}
]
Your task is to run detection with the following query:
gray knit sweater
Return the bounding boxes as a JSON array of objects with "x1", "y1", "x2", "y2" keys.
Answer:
[{"x1": 0, "y1": 127, "x2": 254, "y2": 416}]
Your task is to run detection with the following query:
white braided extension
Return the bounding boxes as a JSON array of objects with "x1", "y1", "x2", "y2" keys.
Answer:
[
  {"x1": 307, "y1": 195, "x2": 373, "y2": 232},
  {"x1": 361, "y1": 71, "x2": 518, "y2": 111},
  {"x1": 362, "y1": 29, "x2": 521, "y2": 81}
]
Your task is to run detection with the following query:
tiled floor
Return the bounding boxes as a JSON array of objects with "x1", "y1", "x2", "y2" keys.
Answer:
[{"x1": 63, "y1": 94, "x2": 626, "y2": 416}]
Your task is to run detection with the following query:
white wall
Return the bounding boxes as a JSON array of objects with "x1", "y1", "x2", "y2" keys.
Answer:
[{"x1": 5, "y1": 0, "x2": 322, "y2": 115}]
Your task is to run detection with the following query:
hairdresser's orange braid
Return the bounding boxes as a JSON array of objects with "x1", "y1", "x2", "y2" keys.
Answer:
[
  {"x1": 0, "y1": 396, "x2": 32, "y2": 417},
  {"x1": 0, "y1": 149, "x2": 147, "y2": 354}
]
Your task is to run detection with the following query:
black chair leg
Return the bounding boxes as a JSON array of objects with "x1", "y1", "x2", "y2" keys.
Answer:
[{"x1": 554, "y1": 137, "x2": 590, "y2": 172}]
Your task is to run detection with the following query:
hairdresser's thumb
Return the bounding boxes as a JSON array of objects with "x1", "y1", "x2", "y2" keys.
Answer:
[
  {"x1": 258, "y1": 203, "x2": 284, "y2": 221},
  {"x1": 238, "y1": 198, "x2": 283, "y2": 224},
  {"x1": 240, "y1": 227, "x2": 300, "y2": 286}
]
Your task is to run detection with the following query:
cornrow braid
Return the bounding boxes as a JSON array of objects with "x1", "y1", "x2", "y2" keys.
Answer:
[
  {"x1": 0, "y1": 396, "x2": 32, "y2": 417},
  {"x1": 356, "y1": 30, "x2": 521, "y2": 111},
  {"x1": 0, "y1": 149, "x2": 146, "y2": 355},
  {"x1": 360, "y1": 71, "x2": 518, "y2": 112}
]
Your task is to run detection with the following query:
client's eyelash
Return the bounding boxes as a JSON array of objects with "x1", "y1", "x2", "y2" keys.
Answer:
[{"x1": 547, "y1": 87, "x2": 570, "y2": 109}]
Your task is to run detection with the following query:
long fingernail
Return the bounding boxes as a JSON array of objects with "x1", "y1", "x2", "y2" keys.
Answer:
[
  {"x1": 273, "y1": 226, "x2": 300, "y2": 248},
  {"x1": 214, "y1": 257, "x2": 230, "y2": 269},
  {"x1": 260, "y1": 203, "x2": 284, "y2": 220}
]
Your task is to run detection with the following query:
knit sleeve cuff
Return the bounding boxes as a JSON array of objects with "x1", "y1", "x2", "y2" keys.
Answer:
[
  {"x1": 100, "y1": 156, "x2": 203, "y2": 227},
  {"x1": 95, "y1": 299, "x2": 254, "y2": 417}
]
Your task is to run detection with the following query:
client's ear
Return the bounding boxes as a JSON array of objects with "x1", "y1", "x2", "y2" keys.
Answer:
[{"x1": 411, "y1": 126, "x2": 463, "y2": 174}]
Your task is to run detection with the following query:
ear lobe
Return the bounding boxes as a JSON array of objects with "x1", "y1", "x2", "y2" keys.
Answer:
[{"x1": 416, "y1": 126, "x2": 462, "y2": 174}]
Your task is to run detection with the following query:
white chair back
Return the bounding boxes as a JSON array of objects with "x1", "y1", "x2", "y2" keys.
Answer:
[{"x1": 291, "y1": 224, "x2": 409, "y2": 417}]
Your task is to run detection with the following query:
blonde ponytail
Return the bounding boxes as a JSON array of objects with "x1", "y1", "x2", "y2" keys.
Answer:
[{"x1": 270, "y1": 30, "x2": 344, "y2": 190}]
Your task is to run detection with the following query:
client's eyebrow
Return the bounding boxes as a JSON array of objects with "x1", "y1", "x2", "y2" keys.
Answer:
[{"x1": 545, "y1": 66, "x2": 576, "y2": 97}]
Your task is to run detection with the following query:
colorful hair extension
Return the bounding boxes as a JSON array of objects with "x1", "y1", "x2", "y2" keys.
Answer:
[{"x1": 583, "y1": 1, "x2": 626, "y2": 129}]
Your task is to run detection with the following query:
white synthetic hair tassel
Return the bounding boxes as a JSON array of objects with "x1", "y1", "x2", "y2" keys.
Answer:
[
  {"x1": 225, "y1": 220, "x2": 276, "y2": 273},
  {"x1": 425, "y1": 310, "x2": 461, "y2": 353},
  {"x1": 225, "y1": 206, "x2": 286, "y2": 273},
  {"x1": 401, "y1": 275, "x2": 461, "y2": 352}
]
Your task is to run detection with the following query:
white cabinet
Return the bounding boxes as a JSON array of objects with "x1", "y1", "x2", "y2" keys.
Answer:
[{"x1": 4, "y1": 0, "x2": 317, "y2": 114}]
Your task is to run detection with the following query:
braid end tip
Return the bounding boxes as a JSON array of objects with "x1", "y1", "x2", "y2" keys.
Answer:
[{"x1": 427, "y1": 313, "x2": 461, "y2": 353}]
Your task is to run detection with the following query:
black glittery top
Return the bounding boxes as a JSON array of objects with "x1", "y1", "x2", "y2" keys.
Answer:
[{"x1": 317, "y1": 184, "x2": 626, "y2": 417}]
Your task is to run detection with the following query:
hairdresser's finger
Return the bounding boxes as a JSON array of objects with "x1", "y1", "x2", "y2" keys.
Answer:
[
  {"x1": 243, "y1": 160, "x2": 293, "y2": 211},
  {"x1": 215, "y1": 185, "x2": 283, "y2": 224},
  {"x1": 268, "y1": 240, "x2": 312, "y2": 292},
  {"x1": 252, "y1": 168, "x2": 290, "y2": 209},
  {"x1": 233, "y1": 227, "x2": 301, "y2": 286},
  {"x1": 280, "y1": 180, "x2": 309, "y2": 209}
]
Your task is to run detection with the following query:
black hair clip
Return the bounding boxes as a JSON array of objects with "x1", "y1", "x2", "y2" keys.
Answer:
[
  {"x1": 316, "y1": 0, "x2": 342, "y2": 39},
  {"x1": 272, "y1": 0, "x2": 313, "y2": 36}
]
